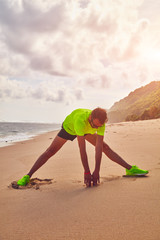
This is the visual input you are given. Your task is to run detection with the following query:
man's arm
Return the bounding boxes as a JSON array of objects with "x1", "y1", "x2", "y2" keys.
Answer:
[
  {"x1": 92, "y1": 135, "x2": 104, "y2": 185},
  {"x1": 77, "y1": 135, "x2": 90, "y2": 173},
  {"x1": 77, "y1": 136, "x2": 92, "y2": 186}
]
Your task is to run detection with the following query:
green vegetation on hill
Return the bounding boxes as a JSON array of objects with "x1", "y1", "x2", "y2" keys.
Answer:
[{"x1": 108, "y1": 81, "x2": 160, "y2": 123}]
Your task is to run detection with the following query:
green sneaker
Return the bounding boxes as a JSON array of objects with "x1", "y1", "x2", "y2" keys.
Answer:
[
  {"x1": 126, "y1": 165, "x2": 149, "y2": 176},
  {"x1": 17, "y1": 175, "x2": 30, "y2": 186}
]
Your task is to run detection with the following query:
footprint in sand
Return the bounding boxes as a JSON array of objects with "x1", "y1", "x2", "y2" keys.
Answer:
[
  {"x1": 9, "y1": 178, "x2": 53, "y2": 190},
  {"x1": 101, "y1": 175, "x2": 148, "y2": 183},
  {"x1": 72, "y1": 180, "x2": 82, "y2": 184},
  {"x1": 100, "y1": 175, "x2": 121, "y2": 182}
]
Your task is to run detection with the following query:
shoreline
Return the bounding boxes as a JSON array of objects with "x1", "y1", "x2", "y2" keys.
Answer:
[
  {"x1": 0, "y1": 121, "x2": 61, "y2": 148},
  {"x1": 0, "y1": 128, "x2": 61, "y2": 148}
]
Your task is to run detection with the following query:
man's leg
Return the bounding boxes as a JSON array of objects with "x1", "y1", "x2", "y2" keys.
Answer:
[
  {"x1": 85, "y1": 134, "x2": 132, "y2": 170},
  {"x1": 27, "y1": 136, "x2": 67, "y2": 177}
]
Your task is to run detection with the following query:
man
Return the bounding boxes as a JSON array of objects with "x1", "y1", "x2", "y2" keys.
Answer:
[{"x1": 17, "y1": 108, "x2": 148, "y2": 187}]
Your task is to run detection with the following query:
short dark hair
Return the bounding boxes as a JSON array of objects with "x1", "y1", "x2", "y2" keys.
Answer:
[{"x1": 91, "y1": 107, "x2": 108, "y2": 124}]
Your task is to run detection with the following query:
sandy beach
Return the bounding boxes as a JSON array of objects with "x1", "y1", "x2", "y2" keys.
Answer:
[{"x1": 0, "y1": 119, "x2": 160, "y2": 240}]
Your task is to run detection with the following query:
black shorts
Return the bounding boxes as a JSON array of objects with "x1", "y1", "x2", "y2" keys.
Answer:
[{"x1": 57, "y1": 127, "x2": 77, "y2": 141}]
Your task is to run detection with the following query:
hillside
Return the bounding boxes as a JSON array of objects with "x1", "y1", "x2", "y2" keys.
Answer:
[{"x1": 108, "y1": 81, "x2": 160, "y2": 123}]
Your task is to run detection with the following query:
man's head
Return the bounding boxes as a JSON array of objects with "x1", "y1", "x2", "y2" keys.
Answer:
[{"x1": 90, "y1": 107, "x2": 108, "y2": 128}]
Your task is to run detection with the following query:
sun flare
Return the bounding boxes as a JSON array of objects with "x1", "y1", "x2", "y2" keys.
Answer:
[{"x1": 141, "y1": 48, "x2": 160, "y2": 62}]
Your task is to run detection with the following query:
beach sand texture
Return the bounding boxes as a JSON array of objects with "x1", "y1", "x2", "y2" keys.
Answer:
[{"x1": 0, "y1": 119, "x2": 160, "y2": 240}]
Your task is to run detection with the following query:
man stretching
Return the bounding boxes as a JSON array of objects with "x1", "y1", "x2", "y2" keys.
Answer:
[{"x1": 17, "y1": 108, "x2": 148, "y2": 187}]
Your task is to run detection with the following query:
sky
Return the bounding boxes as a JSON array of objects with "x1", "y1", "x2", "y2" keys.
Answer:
[{"x1": 0, "y1": 0, "x2": 160, "y2": 123}]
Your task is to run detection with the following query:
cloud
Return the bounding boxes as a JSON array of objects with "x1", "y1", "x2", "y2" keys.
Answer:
[
  {"x1": 78, "y1": 72, "x2": 110, "y2": 89},
  {"x1": 0, "y1": 0, "x2": 160, "y2": 104},
  {"x1": 0, "y1": 77, "x2": 83, "y2": 103},
  {"x1": 30, "y1": 55, "x2": 53, "y2": 73},
  {"x1": 0, "y1": 77, "x2": 28, "y2": 99},
  {"x1": 0, "y1": 0, "x2": 65, "y2": 33},
  {"x1": 0, "y1": 1, "x2": 148, "y2": 69}
]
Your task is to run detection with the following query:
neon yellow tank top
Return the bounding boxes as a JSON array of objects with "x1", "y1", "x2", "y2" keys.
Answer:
[{"x1": 63, "y1": 109, "x2": 105, "y2": 136}]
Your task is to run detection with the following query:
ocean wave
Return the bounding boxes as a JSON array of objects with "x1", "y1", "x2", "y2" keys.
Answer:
[{"x1": 0, "y1": 122, "x2": 61, "y2": 147}]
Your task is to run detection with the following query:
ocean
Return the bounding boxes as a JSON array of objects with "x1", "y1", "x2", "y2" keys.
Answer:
[{"x1": 0, "y1": 122, "x2": 61, "y2": 148}]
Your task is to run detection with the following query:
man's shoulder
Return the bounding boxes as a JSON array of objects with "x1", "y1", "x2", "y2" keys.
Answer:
[
  {"x1": 75, "y1": 109, "x2": 91, "y2": 121},
  {"x1": 73, "y1": 108, "x2": 91, "y2": 114},
  {"x1": 69, "y1": 108, "x2": 91, "y2": 120}
]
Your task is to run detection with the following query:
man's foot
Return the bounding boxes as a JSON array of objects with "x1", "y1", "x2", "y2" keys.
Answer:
[
  {"x1": 126, "y1": 165, "x2": 149, "y2": 176},
  {"x1": 17, "y1": 175, "x2": 30, "y2": 186}
]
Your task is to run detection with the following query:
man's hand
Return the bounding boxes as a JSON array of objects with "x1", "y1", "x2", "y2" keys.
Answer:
[
  {"x1": 92, "y1": 170, "x2": 100, "y2": 186},
  {"x1": 84, "y1": 172, "x2": 92, "y2": 187}
]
